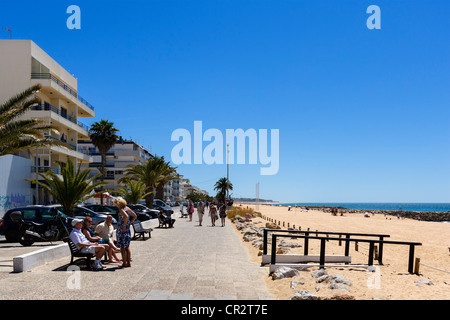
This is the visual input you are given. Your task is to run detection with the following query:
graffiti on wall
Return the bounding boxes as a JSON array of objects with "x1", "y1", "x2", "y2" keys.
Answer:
[{"x1": 0, "y1": 194, "x2": 29, "y2": 211}]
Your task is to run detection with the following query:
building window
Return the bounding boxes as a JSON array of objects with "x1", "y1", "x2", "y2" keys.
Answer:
[{"x1": 31, "y1": 57, "x2": 50, "y2": 74}]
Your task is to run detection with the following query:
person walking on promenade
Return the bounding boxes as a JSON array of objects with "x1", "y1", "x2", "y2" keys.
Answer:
[
  {"x1": 197, "y1": 201, "x2": 205, "y2": 226},
  {"x1": 113, "y1": 197, "x2": 137, "y2": 268},
  {"x1": 188, "y1": 200, "x2": 194, "y2": 222},
  {"x1": 219, "y1": 203, "x2": 227, "y2": 227},
  {"x1": 209, "y1": 203, "x2": 217, "y2": 226}
]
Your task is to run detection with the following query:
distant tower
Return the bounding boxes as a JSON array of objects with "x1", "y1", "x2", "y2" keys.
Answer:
[{"x1": 256, "y1": 182, "x2": 260, "y2": 210}]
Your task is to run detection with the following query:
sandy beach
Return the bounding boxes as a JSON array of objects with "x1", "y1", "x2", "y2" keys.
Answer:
[{"x1": 232, "y1": 204, "x2": 450, "y2": 300}]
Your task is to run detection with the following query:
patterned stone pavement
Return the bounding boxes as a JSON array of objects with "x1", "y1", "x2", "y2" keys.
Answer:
[{"x1": 0, "y1": 211, "x2": 274, "y2": 300}]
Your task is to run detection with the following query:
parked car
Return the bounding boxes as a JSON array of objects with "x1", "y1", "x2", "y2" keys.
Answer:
[
  {"x1": 83, "y1": 204, "x2": 151, "y2": 222},
  {"x1": 127, "y1": 204, "x2": 159, "y2": 219},
  {"x1": 83, "y1": 204, "x2": 117, "y2": 215},
  {"x1": 49, "y1": 205, "x2": 116, "y2": 229},
  {"x1": 152, "y1": 199, "x2": 173, "y2": 215},
  {"x1": 0, "y1": 205, "x2": 70, "y2": 242}
]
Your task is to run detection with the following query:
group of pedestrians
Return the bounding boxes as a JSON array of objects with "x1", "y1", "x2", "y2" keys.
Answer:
[
  {"x1": 185, "y1": 200, "x2": 227, "y2": 227},
  {"x1": 69, "y1": 196, "x2": 137, "y2": 271}
]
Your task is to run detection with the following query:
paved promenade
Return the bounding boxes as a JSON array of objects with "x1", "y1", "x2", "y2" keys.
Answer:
[{"x1": 0, "y1": 212, "x2": 274, "y2": 300}]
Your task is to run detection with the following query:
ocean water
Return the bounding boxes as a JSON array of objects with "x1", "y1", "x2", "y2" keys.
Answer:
[{"x1": 277, "y1": 203, "x2": 450, "y2": 213}]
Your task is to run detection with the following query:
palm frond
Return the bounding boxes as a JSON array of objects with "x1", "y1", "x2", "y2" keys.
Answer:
[
  {"x1": 0, "y1": 85, "x2": 66, "y2": 155},
  {"x1": 25, "y1": 158, "x2": 108, "y2": 216},
  {"x1": 0, "y1": 84, "x2": 41, "y2": 124}
]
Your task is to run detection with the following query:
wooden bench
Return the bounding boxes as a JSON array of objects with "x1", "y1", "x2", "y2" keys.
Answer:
[
  {"x1": 132, "y1": 221, "x2": 152, "y2": 240},
  {"x1": 63, "y1": 237, "x2": 94, "y2": 270},
  {"x1": 180, "y1": 207, "x2": 189, "y2": 218}
]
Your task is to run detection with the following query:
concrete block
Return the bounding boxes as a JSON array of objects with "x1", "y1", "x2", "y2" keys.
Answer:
[{"x1": 13, "y1": 243, "x2": 69, "y2": 273}]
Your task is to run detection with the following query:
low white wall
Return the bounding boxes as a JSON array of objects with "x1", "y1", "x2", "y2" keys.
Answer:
[{"x1": 13, "y1": 243, "x2": 70, "y2": 273}]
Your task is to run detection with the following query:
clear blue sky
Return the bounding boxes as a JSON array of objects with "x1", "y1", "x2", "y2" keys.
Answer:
[{"x1": 1, "y1": 0, "x2": 449, "y2": 202}]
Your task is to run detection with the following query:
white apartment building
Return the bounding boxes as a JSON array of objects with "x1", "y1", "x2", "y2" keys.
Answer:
[
  {"x1": 180, "y1": 178, "x2": 200, "y2": 198},
  {"x1": 169, "y1": 176, "x2": 182, "y2": 202},
  {"x1": 78, "y1": 138, "x2": 153, "y2": 196},
  {"x1": 0, "y1": 40, "x2": 95, "y2": 210},
  {"x1": 78, "y1": 139, "x2": 186, "y2": 203}
]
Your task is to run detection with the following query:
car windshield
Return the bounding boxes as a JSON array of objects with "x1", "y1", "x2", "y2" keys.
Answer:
[
  {"x1": 74, "y1": 207, "x2": 96, "y2": 217},
  {"x1": 40, "y1": 208, "x2": 66, "y2": 219},
  {"x1": 153, "y1": 200, "x2": 166, "y2": 207},
  {"x1": 50, "y1": 206, "x2": 73, "y2": 218},
  {"x1": 130, "y1": 205, "x2": 144, "y2": 210}
]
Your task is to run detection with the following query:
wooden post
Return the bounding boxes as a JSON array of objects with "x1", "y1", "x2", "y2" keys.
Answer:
[
  {"x1": 344, "y1": 235, "x2": 350, "y2": 264},
  {"x1": 304, "y1": 232, "x2": 309, "y2": 256},
  {"x1": 368, "y1": 242, "x2": 374, "y2": 266},
  {"x1": 378, "y1": 236, "x2": 384, "y2": 265},
  {"x1": 271, "y1": 235, "x2": 278, "y2": 265},
  {"x1": 338, "y1": 234, "x2": 342, "y2": 246},
  {"x1": 408, "y1": 244, "x2": 415, "y2": 273},
  {"x1": 320, "y1": 239, "x2": 326, "y2": 269},
  {"x1": 355, "y1": 241, "x2": 358, "y2": 251},
  {"x1": 374, "y1": 245, "x2": 379, "y2": 261},
  {"x1": 414, "y1": 257, "x2": 420, "y2": 274},
  {"x1": 263, "y1": 229, "x2": 268, "y2": 255}
]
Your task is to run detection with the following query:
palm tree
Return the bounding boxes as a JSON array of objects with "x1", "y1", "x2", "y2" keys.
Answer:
[
  {"x1": 214, "y1": 177, "x2": 233, "y2": 204},
  {"x1": 0, "y1": 84, "x2": 66, "y2": 156},
  {"x1": 120, "y1": 156, "x2": 176, "y2": 208},
  {"x1": 117, "y1": 179, "x2": 155, "y2": 205},
  {"x1": 25, "y1": 158, "x2": 108, "y2": 216},
  {"x1": 155, "y1": 157, "x2": 178, "y2": 201},
  {"x1": 89, "y1": 120, "x2": 119, "y2": 204}
]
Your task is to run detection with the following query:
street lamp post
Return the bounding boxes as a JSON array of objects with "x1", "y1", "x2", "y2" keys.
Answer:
[{"x1": 226, "y1": 143, "x2": 229, "y2": 202}]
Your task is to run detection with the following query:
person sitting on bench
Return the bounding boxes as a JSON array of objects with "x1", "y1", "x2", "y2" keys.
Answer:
[
  {"x1": 158, "y1": 210, "x2": 175, "y2": 228},
  {"x1": 95, "y1": 215, "x2": 121, "y2": 263},
  {"x1": 69, "y1": 218, "x2": 108, "y2": 270},
  {"x1": 180, "y1": 205, "x2": 189, "y2": 218}
]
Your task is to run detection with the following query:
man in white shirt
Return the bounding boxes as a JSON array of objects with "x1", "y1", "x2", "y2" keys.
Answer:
[
  {"x1": 94, "y1": 215, "x2": 121, "y2": 263},
  {"x1": 69, "y1": 218, "x2": 106, "y2": 270}
]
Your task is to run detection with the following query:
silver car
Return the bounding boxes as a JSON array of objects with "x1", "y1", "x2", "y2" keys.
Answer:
[{"x1": 49, "y1": 205, "x2": 117, "y2": 229}]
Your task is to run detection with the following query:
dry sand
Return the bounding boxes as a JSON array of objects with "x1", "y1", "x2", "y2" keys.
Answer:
[{"x1": 231, "y1": 204, "x2": 450, "y2": 300}]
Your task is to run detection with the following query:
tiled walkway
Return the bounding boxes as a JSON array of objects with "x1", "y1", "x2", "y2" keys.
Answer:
[{"x1": 0, "y1": 212, "x2": 274, "y2": 300}]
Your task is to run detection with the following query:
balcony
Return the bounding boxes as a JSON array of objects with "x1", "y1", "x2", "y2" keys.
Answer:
[
  {"x1": 45, "y1": 135, "x2": 76, "y2": 151},
  {"x1": 31, "y1": 166, "x2": 62, "y2": 175},
  {"x1": 31, "y1": 104, "x2": 89, "y2": 132},
  {"x1": 31, "y1": 73, "x2": 95, "y2": 111},
  {"x1": 42, "y1": 135, "x2": 92, "y2": 163},
  {"x1": 88, "y1": 162, "x2": 115, "y2": 168}
]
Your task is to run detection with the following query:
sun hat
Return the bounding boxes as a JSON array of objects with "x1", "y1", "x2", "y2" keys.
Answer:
[{"x1": 71, "y1": 218, "x2": 83, "y2": 227}]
